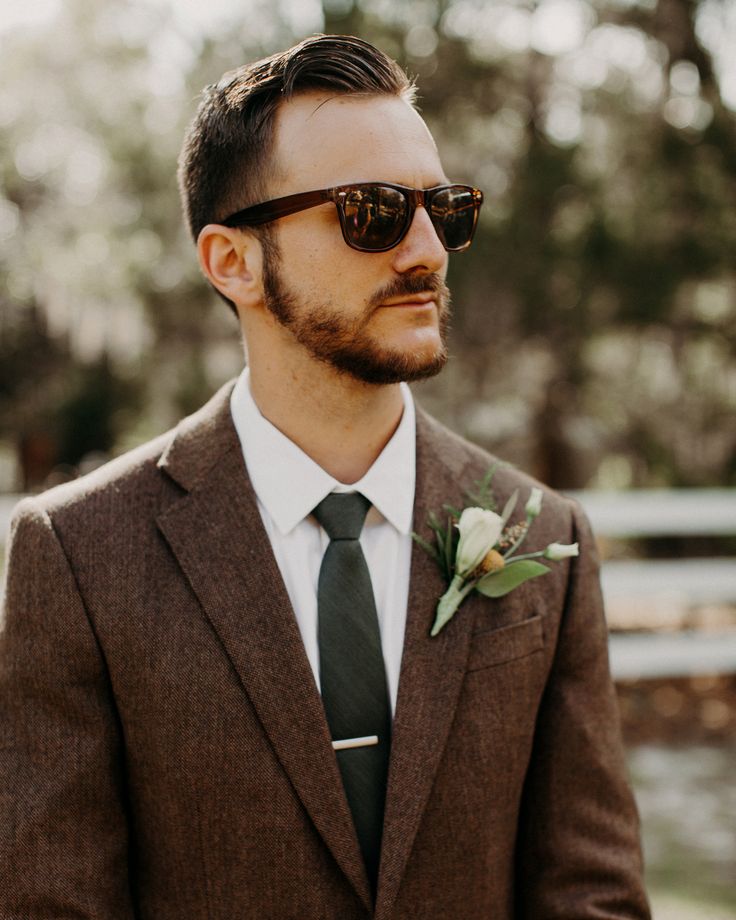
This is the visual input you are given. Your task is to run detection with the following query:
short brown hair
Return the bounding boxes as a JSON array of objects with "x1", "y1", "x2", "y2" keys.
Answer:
[{"x1": 177, "y1": 34, "x2": 417, "y2": 243}]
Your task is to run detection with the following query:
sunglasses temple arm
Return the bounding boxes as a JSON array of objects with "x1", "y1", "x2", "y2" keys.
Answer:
[{"x1": 221, "y1": 189, "x2": 334, "y2": 227}]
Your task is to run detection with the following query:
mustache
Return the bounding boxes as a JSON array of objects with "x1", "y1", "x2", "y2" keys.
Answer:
[{"x1": 369, "y1": 272, "x2": 450, "y2": 308}]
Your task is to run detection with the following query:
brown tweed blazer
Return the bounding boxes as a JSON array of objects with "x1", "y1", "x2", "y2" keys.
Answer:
[{"x1": 0, "y1": 382, "x2": 650, "y2": 919}]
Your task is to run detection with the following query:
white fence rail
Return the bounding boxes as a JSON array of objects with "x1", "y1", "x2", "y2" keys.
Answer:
[
  {"x1": 568, "y1": 489, "x2": 736, "y2": 608},
  {"x1": 569, "y1": 489, "x2": 736, "y2": 680},
  {"x1": 566, "y1": 488, "x2": 736, "y2": 537},
  {"x1": 609, "y1": 631, "x2": 736, "y2": 680},
  {"x1": 0, "y1": 494, "x2": 22, "y2": 539}
]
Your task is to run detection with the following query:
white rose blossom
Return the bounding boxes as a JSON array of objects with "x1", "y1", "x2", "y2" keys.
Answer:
[{"x1": 455, "y1": 508, "x2": 504, "y2": 577}]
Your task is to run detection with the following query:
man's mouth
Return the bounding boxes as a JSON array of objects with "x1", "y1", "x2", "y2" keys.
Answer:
[{"x1": 379, "y1": 292, "x2": 436, "y2": 307}]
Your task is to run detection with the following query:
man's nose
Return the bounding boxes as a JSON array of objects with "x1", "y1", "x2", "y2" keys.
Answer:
[{"x1": 390, "y1": 205, "x2": 448, "y2": 275}]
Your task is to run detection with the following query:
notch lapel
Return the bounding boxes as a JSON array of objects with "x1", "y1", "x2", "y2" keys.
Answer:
[
  {"x1": 375, "y1": 410, "x2": 480, "y2": 920},
  {"x1": 155, "y1": 385, "x2": 372, "y2": 912}
]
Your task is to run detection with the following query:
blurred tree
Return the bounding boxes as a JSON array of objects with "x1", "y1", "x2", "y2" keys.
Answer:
[
  {"x1": 54, "y1": 354, "x2": 140, "y2": 471},
  {"x1": 1, "y1": 0, "x2": 735, "y2": 490}
]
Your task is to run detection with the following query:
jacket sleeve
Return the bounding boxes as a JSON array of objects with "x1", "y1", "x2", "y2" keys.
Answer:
[
  {"x1": 514, "y1": 500, "x2": 651, "y2": 919},
  {"x1": 0, "y1": 498, "x2": 135, "y2": 919}
]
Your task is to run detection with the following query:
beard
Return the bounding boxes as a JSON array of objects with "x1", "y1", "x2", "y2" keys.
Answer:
[{"x1": 260, "y1": 234, "x2": 451, "y2": 385}]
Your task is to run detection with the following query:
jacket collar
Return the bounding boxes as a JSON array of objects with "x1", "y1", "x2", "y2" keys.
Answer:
[{"x1": 228, "y1": 369, "x2": 416, "y2": 536}]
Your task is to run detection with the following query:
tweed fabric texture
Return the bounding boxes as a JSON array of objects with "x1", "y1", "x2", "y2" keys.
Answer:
[{"x1": 0, "y1": 381, "x2": 651, "y2": 919}]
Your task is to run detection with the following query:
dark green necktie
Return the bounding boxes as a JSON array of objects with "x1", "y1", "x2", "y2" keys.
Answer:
[{"x1": 313, "y1": 492, "x2": 391, "y2": 896}]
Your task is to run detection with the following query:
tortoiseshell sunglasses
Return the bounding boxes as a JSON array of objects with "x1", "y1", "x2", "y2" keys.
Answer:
[{"x1": 221, "y1": 182, "x2": 484, "y2": 253}]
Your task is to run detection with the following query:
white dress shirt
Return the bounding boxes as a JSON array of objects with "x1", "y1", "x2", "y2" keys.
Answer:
[{"x1": 229, "y1": 369, "x2": 415, "y2": 716}]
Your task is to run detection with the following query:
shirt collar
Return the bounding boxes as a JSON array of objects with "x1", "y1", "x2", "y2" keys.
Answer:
[{"x1": 230, "y1": 368, "x2": 416, "y2": 536}]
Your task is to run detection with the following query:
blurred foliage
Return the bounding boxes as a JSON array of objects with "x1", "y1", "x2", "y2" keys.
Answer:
[{"x1": 1, "y1": 0, "x2": 735, "y2": 490}]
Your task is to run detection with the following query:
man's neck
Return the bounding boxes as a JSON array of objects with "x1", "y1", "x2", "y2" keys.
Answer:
[{"x1": 247, "y1": 358, "x2": 405, "y2": 485}]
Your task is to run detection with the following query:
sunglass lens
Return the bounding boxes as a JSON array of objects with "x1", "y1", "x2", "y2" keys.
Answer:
[
  {"x1": 342, "y1": 186, "x2": 408, "y2": 251},
  {"x1": 430, "y1": 187, "x2": 478, "y2": 251}
]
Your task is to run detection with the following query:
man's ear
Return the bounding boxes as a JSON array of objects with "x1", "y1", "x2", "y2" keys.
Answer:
[{"x1": 197, "y1": 224, "x2": 264, "y2": 308}]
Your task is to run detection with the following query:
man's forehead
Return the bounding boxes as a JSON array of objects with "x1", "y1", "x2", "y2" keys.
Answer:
[
  {"x1": 271, "y1": 91, "x2": 446, "y2": 191},
  {"x1": 285, "y1": 91, "x2": 428, "y2": 124}
]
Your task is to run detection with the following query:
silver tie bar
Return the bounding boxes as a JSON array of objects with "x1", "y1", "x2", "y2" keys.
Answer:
[{"x1": 331, "y1": 735, "x2": 379, "y2": 751}]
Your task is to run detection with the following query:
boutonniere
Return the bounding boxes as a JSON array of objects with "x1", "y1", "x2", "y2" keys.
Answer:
[{"x1": 412, "y1": 466, "x2": 579, "y2": 636}]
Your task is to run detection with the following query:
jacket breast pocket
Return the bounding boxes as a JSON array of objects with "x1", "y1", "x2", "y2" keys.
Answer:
[{"x1": 466, "y1": 614, "x2": 544, "y2": 672}]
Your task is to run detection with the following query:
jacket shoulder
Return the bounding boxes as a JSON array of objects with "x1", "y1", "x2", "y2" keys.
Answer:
[
  {"x1": 415, "y1": 405, "x2": 574, "y2": 521},
  {"x1": 21, "y1": 380, "x2": 237, "y2": 534},
  {"x1": 27, "y1": 429, "x2": 174, "y2": 524}
]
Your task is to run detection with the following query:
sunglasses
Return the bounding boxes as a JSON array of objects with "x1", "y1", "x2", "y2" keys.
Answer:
[{"x1": 221, "y1": 182, "x2": 484, "y2": 253}]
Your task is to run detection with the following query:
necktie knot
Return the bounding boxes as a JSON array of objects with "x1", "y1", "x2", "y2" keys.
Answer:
[{"x1": 313, "y1": 492, "x2": 370, "y2": 541}]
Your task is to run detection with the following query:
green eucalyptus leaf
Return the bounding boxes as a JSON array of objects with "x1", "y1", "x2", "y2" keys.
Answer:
[
  {"x1": 500, "y1": 489, "x2": 519, "y2": 527},
  {"x1": 475, "y1": 559, "x2": 551, "y2": 598},
  {"x1": 427, "y1": 511, "x2": 442, "y2": 533},
  {"x1": 443, "y1": 514, "x2": 455, "y2": 575},
  {"x1": 426, "y1": 514, "x2": 446, "y2": 566},
  {"x1": 463, "y1": 462, "x2": 502, "y2": 511},
  {"x1": 411, "y1": 532, "x2": 439, "y2": 562}
]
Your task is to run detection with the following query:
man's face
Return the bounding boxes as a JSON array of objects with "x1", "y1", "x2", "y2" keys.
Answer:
[{"x1": 256, "y1": 92, "x2": 452, "y2": 385}]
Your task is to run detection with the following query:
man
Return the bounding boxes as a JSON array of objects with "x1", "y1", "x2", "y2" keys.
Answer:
[{"x1": 0, "y1": 34, "x2": 650, "y2": 919}]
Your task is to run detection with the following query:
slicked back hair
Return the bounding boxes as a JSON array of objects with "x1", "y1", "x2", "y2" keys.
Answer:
[{"x1": 177, "y1": 34, "x2": 418, "y2": 246}]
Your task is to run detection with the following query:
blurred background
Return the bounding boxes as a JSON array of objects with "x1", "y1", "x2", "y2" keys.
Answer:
[{"x1": 0, "y1": 0, "x2": 734, "y2": 915}]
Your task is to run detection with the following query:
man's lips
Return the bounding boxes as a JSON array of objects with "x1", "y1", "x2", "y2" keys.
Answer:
[{"x1": 379, "y1": 292, "x2": 436, "y2": 307}]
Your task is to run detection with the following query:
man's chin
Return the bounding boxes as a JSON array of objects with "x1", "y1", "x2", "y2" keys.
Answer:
[{"x1": 323, "y1": 343, "x2": 448, "y2": 385}]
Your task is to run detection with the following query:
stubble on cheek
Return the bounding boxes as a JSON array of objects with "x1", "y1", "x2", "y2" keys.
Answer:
[{"x1": 263, "y1": 251, "x2": 453, "y2": 383}]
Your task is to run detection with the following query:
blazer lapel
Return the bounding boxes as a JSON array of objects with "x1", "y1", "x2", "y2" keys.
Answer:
[
  {"x1": 155, "y1": 385, "x2": 372, "y2": 912},
  {"x1": 375, "y1": 409, "x2": 480, "y2": 920}
]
